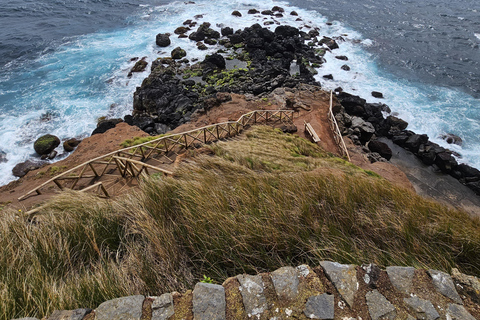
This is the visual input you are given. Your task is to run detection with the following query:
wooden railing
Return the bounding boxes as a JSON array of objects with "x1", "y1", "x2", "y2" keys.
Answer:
[
  {"x1": 19, "y1": 110, "x2": 295, "y2": 201},
  {"x1": 328, "y1": 91, "x2": 351, "y2": 161}
]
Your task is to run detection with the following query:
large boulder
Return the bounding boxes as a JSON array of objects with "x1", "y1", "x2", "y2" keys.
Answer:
[
  {"x1": 404, "y1": 134, "x2": 428, "y2": 153},
  {"x1": 34, "y1": 134, "x2": 60, "y2": 156},
  {"x1": 189, "y1": 31, "x2": 205, "y2": 41},
  {"x1": 337, "y1": 92, "x2": 366, "y2": 117},
  {"x1": 202, "y1": 53, "x2": 226, "y2": 70},
  {"x1": 171, "y1": 47, "x2": 187, "y2": 60},
  {"x1": 351, "y1": 117, "x2": 375, "y2": 144},
  {"x1": 435, "y1": 152, "x2": 458, "y2": 173},
  {"x1": 12, "y1": 160, "x2": 44, "y2": 177},
  {"x1": 155, "y1": 33, "x2": 171, "y2": 47},
  {"x1": 387, "y1": 116, "x2": 408, "y2": 130},
  {"x1": 221, "y1": 27, "x2": 233, "y2": 36},
  {"x1": 368, "y1": 140, "x2": 392, "y2": 160}
]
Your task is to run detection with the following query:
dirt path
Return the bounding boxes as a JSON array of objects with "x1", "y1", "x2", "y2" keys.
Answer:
[{"x1": 0, "y1": 88, "x2": 416, "y2": 214}]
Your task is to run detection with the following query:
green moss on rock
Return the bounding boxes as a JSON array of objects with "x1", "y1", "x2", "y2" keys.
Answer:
[{"x1": 34, "y1": 134, "x2": 60, "y2": 155}]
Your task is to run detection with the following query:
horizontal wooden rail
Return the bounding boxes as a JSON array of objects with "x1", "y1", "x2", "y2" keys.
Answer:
[{"x1": 19, "y1": 110, "x2": 295, "y2": 201}]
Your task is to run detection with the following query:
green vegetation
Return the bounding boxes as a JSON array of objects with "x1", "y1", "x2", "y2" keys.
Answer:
[
  {"x1": 120, "y1": 135, "x2": 168, "y2": 148},
  {"x1": 1, "y1": 126, "x2": 480, "y2": 319}
]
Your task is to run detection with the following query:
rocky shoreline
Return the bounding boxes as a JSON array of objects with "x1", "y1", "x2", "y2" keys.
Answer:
[{"x1": 9, "y1": 6, "x2": 480, "y2": 199}]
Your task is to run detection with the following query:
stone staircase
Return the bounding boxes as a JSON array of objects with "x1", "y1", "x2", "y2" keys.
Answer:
[{"x1": 15, "y1": 262, "x2": 480, "y2": 320}]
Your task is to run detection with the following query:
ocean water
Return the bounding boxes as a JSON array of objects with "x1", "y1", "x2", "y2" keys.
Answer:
[{"x1": 0, "y1": 0, "x2": 479, "y2": 186}]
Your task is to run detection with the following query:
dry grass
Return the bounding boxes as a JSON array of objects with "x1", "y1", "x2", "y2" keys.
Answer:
[{"x1": 1, "y1": 126, "x2": 480, "y2": 319}]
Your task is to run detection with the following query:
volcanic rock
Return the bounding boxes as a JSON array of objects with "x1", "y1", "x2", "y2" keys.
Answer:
[
  {"x1": 368, "y1": 140, "x2": 393, "y2": 160},
  {"x1": 221, "y1": 27, "x2": 233, "y2": 36},
  {"x1": 171, "y1": 47, "x2": 187, "y2": 59},
  {"x1": 12, "y1": 160, "x2": 44, "y2": 177},
  {"x1": 335, "y1": 55, "x2": 348, "y2": 61},
  {"x1": 63, "y1": 138, "x2": 81, "y2": 152},
  {"x1": 156, "y1": 33, "x2": 171, "y2": 47},
  {"x1": 92, "y1": 119, "x2": 123, "y2": 136},
  {"x1": 440, "y1": 133, "x2": 462, "y2": 146},
  {"x1": 34, "y1": 134, "x2": 60, "y2": 156},
  {"x1": 231, "y1": 10, "x2": 242, "y2": 17},
  {"x1": 174, "y1": 26, "x2": 190, "y2": 35}
]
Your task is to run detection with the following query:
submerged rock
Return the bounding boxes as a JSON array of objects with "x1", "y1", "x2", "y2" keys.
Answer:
[{"x1": 440, "y1": 133, "x2": 463, "y2": 146}]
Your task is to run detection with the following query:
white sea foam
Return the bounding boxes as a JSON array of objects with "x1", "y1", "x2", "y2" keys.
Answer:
[{"x1": 0, "y1": 0, "x2": 479, "y2": 187}]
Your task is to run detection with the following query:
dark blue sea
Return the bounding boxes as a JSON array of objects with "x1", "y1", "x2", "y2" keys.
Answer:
[{"x1": 0, "y1": 0, "x2": 479, "y2": 186}]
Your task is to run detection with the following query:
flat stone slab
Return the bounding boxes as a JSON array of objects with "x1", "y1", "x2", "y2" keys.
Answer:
[
  {"x1": 320, "y1": 261, "x2": 358, "y2": 308},
  {"x1": 95, "y1": 295, "x2": 144, "y2": 320},
  {"x1": 192, "y1": 282, "x2": 226, "y2": 320},
  {"x1": 404, "y1": 296, "x2": 440, "y2": 320},
  {"x1": 365, "y1": 290, "x2": 396, "y2": 320},
  {"x1": 428, "y1": 269, "x2": 462, "y2": 304},
  {"x1": 151, "y1": 293, "x2": 175, "y2": 320},
  {"x1": 237, "y1": 274, "x2": 267, "y2": 318},
  {"x1": 271, "y1": 266, "x2": 299, "y2": 301},
  {"x1": 304, "y1": 293, "x2": 334, "y2": 319},
  {"x1": 386, "y1": 266, "x2": 415, "y2": 294},
  {"x1": 446, "y1": 304, "x2": 475, "y2": 320},
  {"x1": 46, "y1": 309, "x2": 92, "y2": 320}
]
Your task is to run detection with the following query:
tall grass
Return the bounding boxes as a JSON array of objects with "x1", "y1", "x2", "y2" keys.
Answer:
[{"x1": 1, "y1": 126, "x2": 480, "y2": 319}]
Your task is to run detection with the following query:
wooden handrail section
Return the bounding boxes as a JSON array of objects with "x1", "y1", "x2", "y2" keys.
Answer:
[
  {"x1": 19, "y1": 110, "x2": 295, "y2": 201},
  {"x1": 328, "y1": 91, "x2": 351, "y2": 161}
]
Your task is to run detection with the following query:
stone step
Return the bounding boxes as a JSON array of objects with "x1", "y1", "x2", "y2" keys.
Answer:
[{"x1": 14, "y1": 262, "x2": 480, "y2": 320}]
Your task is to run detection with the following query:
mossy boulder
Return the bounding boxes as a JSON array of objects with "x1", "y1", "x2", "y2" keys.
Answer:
[
  {"x1": 34, "y1": 134, "x2": 60, "y2": 156},
  {"x1": 171, "y1": 47, "x2": 187, "y2": 60}
]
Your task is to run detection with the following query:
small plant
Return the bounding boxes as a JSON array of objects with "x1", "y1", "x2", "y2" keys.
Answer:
[{"x1": 201, "y1": 275, "x2": 214, "y2": 284}]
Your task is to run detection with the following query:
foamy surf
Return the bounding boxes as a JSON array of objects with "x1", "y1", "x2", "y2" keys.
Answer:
[{"x1": 0, "y1": 0, "x2": 479, "y2": 187}]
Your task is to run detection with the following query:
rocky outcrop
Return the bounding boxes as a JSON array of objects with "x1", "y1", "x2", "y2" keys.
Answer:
[
  {"x1": 333, "y1": 90, "x2": 480, "y2": 196},
  {"x1": 20, "y1": 262, "x2": 480, "y2": 320},
  {"x1": 91, "y1": 119, "x2": 123, "y2": 136},
  {"x1": 12, "y1": 160, "x2": 45, "y2": 177},
  {"x1": 130, "y1": 23, "x2": 322, "y2": 134}
]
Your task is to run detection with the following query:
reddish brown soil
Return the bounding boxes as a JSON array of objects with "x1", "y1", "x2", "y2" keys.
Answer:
[{"x1": 0, "y1": 88, "x2": 414, "y2": 214}]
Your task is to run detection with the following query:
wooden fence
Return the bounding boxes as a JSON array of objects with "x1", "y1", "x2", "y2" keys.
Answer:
[
  {"x1": 328, "y1": 91, "x2": 351, "y2": 161},
  {"x1": 19, "y1": 110, "x2": 294, "y2": 201}
]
